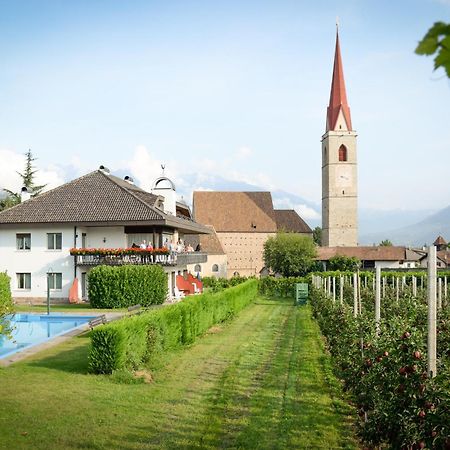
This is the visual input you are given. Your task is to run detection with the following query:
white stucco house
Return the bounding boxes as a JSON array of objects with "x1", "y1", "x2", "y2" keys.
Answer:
[{"x1": 0, "y1": 166, "x2": 210, "y2": 303}]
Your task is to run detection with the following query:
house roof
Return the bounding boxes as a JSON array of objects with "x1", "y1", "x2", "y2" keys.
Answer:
[
  {"x1": 185, "y1": 226, "x2": 226, "y2": 255},
  {"x1": 274, "y1": 209, "x2": 312, "y2": 234},
  {"x1": 193, "y1": 191, "x2": 278, "y2": 232},
  {"x1": 437, "y1": 250, "x2": 450, "y2": 266},
  {"x1": 434, "y1": 235, "x2": 447, "y2": 246},
  {"x1": 419, "y1": 249, "x2": 450, "y2": 266},
  {"x1": 317, "y1": 246, "x2": 421, "y2": 262},
  {"x1": 0, "y1": 170, "x2": 210, "y2": 234}
]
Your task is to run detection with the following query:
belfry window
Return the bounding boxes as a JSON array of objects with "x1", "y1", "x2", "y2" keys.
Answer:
[{"x1": 338, "y1": 145, "x2": 347, "y2": 162}]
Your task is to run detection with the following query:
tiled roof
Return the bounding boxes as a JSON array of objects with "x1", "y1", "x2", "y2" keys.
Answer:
[
  {"x1": 327, "y1": 31, "x2": 352, "y2": 131},
  {"x1": 437, "y1": 250, "x2": 450, "y2": 266},
  {"x1": 317, "y1": 246, "x2": 420, "y2": 262},
  {"x1": 274, "y1": 209, "x2": 312, "y2": 234},
  {"x1": 434, "y1": 235, "x2": 447, "y2": 246},
  {"x1": 185, "y1": 226, "x2": 225, "y2": 255},
  {"x1": 0, "y1": 170, "x2": 164, "y2": 224},
  {"x1": 193, "y1": 191, "x2": 278, "y2": 232}
]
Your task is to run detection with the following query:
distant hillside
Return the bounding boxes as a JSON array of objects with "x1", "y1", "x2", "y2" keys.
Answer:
[
  {"x1": 177, "y1": 172, "x2": 439, "y2": 238},
  {"x1": 360, "y1": 205, "x2": 450, "y2": 246},
  {"x1": 109, "y1": 169, "x2": 447, "y2": 243}
]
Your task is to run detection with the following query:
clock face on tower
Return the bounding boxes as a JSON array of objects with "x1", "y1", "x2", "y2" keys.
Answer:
[{"x1": 336, "y1": 166, "x2": 352, "y2": 187}]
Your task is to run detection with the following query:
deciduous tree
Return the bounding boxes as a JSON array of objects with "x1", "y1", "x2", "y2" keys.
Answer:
[
  {"x1": 328, "y1": 255, "x2": 361, "y2": 271},
  {"x1": 263, "y1": 232, "x2": 317, "y2": 277}
]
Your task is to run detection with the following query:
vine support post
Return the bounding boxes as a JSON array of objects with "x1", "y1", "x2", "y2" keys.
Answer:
[
  {"x1": 396, "y1": 277, "x2": 399, "y2": 302},
  {"x1": 375, "y1": 266, "x2": 381, "y2": 335},
  {"x1": 445, "y1": 276, "x2": 447, "y2": 302},
  {"x1": 340, "y1": 275, "x2": 344, "y2": 304},
  {"x1": 437, "y1": 278, "x2": 442, "y2": 310},
  {"x1": 353, "y1": 272, "x2": 358, "y2": 318},
  {"x1": 332, "y1": 277, "x2": 336, "y2": 303},
  {"x1": 412, "y1": 276, "x2": 417, "y2": 297},
  {"x1": 427, "y1": 246, "x2": 437, "y2": 378},
  {"x1": 358, "y1": 270, "x2": 362, "y2": 314}
]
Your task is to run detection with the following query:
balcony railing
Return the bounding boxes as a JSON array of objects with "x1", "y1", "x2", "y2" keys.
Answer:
[{"x1": 72, "y1": 250, "x2": 207, "y2": 267}]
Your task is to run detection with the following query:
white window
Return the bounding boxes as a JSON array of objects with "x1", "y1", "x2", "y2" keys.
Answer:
[
  {"x1": 48, "y1": 273, "x2": 63, "y2": 290},
  {"x1": 17, "y1": 273, "x2": 31, "y2": 289},
  {"x1": 16, "y1": 233, "x2": 31, "y2": 250},
  {"x1": 47, "y1": 233, "x2": 62, "y2": 250}
]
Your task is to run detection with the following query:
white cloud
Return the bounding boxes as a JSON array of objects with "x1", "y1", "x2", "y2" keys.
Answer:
[
  {"x1": 0, "y1": 148, "x2": 66, "y2": 193},
  {"x1": 273, "y1": 196, "x2": 320, "y2": 220},
  {"x1": 119, "y1": 145, "x2": 179, "y2": 192},
  {"x1": 235, "y1": 146, "x2": 253, "y2": 159},
  {"x1": 0, "y1": 149, "x2": 24, "y2": 191},
  {"x1": 295, "y1": 204, "x2": 320, "y2": 220}
]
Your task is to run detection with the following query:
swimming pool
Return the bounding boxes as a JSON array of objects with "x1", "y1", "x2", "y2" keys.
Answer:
[{"x1": 0, "y1": 313, "x2": 98, "y2": 359}]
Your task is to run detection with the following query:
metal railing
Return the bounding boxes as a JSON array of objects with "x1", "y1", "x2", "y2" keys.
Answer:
[{"x1": 74, "y1": 252, "x2": 207, "y2": 267}]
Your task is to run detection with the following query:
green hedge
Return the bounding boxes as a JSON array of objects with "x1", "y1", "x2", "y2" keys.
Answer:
[
  {"x1": 88, "y1": 265, "x2": 167, "y2": 308},
  {"x1": 89, "y1": 279, "x2": 258, "y2": 373},
  {"x1": 259, "y1": 276, "x2": 307, "y2": 297},
  {"x1": 0, "y1": 272, "x2": 13, "y2": 337},
  {"x1": 0, "y1": 273, "x2": 11, "y2": 306},
  {"x1": 202, "y1": 275, "x2": 251, "y2": 292}
]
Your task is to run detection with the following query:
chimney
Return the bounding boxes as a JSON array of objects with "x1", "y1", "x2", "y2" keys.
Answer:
[
  {"x1": 21, "y1": 187, "x2": 31, "y2": 202},
  {"x1": 124, "y1": 176, "x2": 134, "y2": 184},
  {"x1": 99, "y1": 165, "x2": 110, "y2": 174}
]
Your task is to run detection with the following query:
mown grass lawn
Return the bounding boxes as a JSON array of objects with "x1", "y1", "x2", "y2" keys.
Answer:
[{"x1": 0, "y1": 297, "x2": 358, "y2": 449}]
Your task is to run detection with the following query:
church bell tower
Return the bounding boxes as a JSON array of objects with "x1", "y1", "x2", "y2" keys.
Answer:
[{"x1": 322, "y1": 28, "x2": 358, "y2": 247}]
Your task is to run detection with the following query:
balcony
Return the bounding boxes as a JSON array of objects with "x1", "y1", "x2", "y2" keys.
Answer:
[{"x1": 71, "y1": 248, "x2": 207, "y2": 268}]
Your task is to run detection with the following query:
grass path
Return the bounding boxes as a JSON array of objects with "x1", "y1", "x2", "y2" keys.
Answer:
[{"x1": 0, "y1": 297, "x2": 357, "y2": 449}]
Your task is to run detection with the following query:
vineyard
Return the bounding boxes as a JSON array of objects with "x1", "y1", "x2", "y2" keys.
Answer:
[{"x1": 309, "y1": 271, "x2": 450, "y2": 450}]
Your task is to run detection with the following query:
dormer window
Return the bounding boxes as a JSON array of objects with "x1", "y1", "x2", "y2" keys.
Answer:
[{"x1": 338, "y1": 145, "x2": 347, "y2": 162}]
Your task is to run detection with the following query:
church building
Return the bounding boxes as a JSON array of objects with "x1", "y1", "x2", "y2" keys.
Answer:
[{"x1": 322, "y1": 29, "x2": 358, "y2": 247}]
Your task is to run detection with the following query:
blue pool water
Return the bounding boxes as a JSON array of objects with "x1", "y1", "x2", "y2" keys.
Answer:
[{"x1": 0, "y1": 313, "x2": 98, "y2": 359}]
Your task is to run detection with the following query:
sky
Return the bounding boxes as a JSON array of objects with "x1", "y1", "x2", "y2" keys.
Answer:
[{"x1": 0, "y1": 0, "x2": 449, "y2": 218}]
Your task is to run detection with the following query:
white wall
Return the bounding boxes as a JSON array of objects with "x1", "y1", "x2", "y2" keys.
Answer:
[
  {"x1": 374, "y1": 260, "x2": 419, "y2": 269},
  {"x1": 76, "y1": 226, "x2": 126, "y2": 248},
  {"x1": 0, "y1": 225, "x2": 75, "y2": 300},
  {"x1": 187, "y1": 254, "x2": 227, "y2": 278}
]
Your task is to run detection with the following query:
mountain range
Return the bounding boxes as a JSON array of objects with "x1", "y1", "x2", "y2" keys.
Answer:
[
  {"x1": 176, "y1": 173, "x2": 448, "y2": 245},
  {"x1": 2, "y1": 169, "x2": 447, "y2": 246},
  {"x1": 359, "y1": 205, "x2": 450, "y2": 246}
]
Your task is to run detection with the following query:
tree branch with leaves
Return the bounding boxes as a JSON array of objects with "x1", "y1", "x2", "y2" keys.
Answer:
[{"x1": 416, "y1": 22, "x2": 450, "y2": 78}]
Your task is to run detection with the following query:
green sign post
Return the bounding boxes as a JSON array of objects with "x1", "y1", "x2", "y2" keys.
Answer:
[{"x1": 295, "y1": 283, "x2": 308, "y2": 306}]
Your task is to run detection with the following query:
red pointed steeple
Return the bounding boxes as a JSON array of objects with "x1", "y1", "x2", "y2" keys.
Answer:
[{"x1": 326, "y1": 30, "x2": 352, "y2": 132}]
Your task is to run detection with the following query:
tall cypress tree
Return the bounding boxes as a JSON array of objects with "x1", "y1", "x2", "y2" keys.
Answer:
[
  {"x1": 0, "y1": 150, "x2": 47, "y2": 210},
  {"x1": 17, "y1": 149, "x2": 47, "y2": 196}
]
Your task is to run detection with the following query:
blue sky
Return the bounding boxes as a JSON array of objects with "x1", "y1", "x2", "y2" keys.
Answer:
[{"x1": 0, "y1": 0, "x2": 449, "y2": 217}]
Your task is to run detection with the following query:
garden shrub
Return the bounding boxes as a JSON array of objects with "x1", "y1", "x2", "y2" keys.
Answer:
[
  {"x1": 89, "y1": 279, "x2": 258, "y2": 374},
  {"x1": 0, "y1": 272, "x2": 13, "y2": 337},
  {"x1": 88, "y1": 265, "x2": 167, "y2": 308}
]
